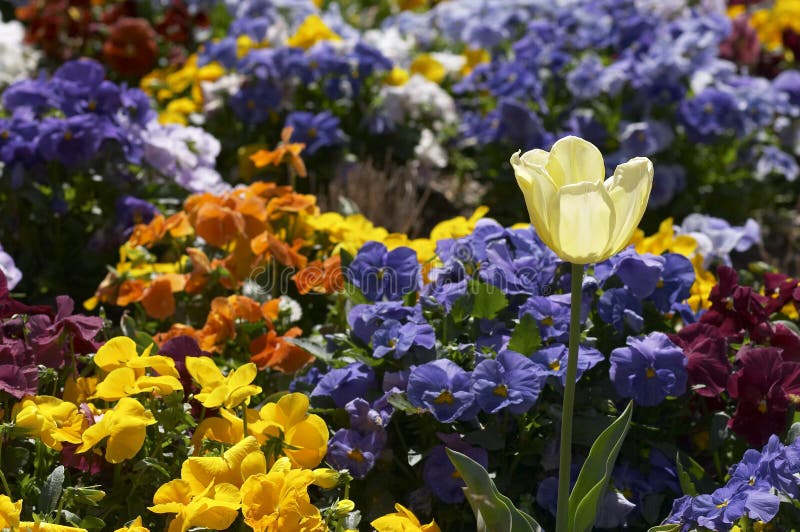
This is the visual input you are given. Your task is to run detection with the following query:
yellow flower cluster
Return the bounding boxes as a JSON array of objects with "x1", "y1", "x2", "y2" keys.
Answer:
[
  {"x1": 150, "y1": 388, "x2": 331, "y2": 532},
  {"x1": 747, "y1": 0, "x2": 800, "y2": 53},
  {"x1": 630, "y1": 218, "x2": 716, "y2": 311},
  {"x1": 12, "y1": 337, "x2": 179, "y2": 465}
]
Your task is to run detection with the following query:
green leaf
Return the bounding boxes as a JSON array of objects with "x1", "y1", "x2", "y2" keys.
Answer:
[
  {"x1": 469, "y1": 280, "x2": 508, "y2": 320},
  {"x1": 385, "y1": 393, "x2": 419, "y2": 414},
  {"x1": 78, "y1": 515, "x2": 106, "y2": 531},
  {"x1": 38, "y1": 465, "x2": 65, "y2": 515},
  {"x1": 344, "y1": 282, "x2": 369, "y2": 305},
  {"x1": 446, "y1": 448, "x2": 542, "y2": 532},
  {"x1": 284, "y1": 337, "x2": 332, "y2": 363},
  {"x1": 675, "y1": 452, "x2": 704, "y2": 496},
  {"x1": 647, "y1": 525, "x2": 681, "y2": 532},
  {"x1": 507, "y1": 314, "x2": 541, "y2": 356},
  {"x1": 568, "y1": 401, "x2": 634, "y2": 532}
]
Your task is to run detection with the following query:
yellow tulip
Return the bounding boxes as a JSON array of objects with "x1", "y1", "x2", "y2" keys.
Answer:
[
  {"x1": 77, "y1": 397, "x2": 156, "y2": 463},
  {"x1": 371, "y1": 503, "x2": 440, "y2": 532},
  {"x1": 0, "y1": 494, "x2": 22, "y2": 529},
  {"x1": 511, "y1": 136, "x2": 653, "y2": 264},
  {"x1": 185, "y1": 357, "x2": 262, "y2": 410}
]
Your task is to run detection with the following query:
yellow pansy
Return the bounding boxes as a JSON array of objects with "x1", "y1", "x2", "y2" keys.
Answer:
[
  {"x1": 371, "y1": 503, "x2": 441, "y2": 532},
  {"x1": 13, "y1": 396, "x2": 84, "y2": 451},
  {"x1": 149, "y1": 479, "x2": 240, "y2": 532},
  {"x1": 252, "y1": 393, "x2": 329, "y2": 469},
  {"x1": 688, "y1": 254, "x2": 717, "y2": 312},
  {"x1": 630, "y1": 218, "x2": 697, "y2": 257},
  {"x1": 165, "y1": 58, "x2": 198, "y2": 94},
  {"x1": 63, "y1": 375, "x2": 98, "y2": 405},
  {"x1": 191, "y1": 406, "x2": 257, "y2": 450},
  {"x1": 185, "y1": 358, "x2": 262, "y2": 410},
  {"x1": 410, "y1": 54, "x2": 446, "y2": 84},
  {"x1": 182, "y1": 436, "x2": 264, "y2": 493},
  {"x1": 92, "y1": 337, "x2": 182, "y2": 401},
  {"x1": 311, "y1": 468, "x2": 339, "y2": 489},
  {"x1": 461, "y1": 48, "x2": 490, "y2": 76},
  {"x1": 240, "y1": 457, "x2": 324, "y2": 532},
  {"x1": 429, "y1": 206, "x2": 489, "y2": 243},
  {"x1": 196, "y1": 62, "x2": 225, "y2": 82},
  {"x1": 385, "y1": 66, "x2": 410, "y2": 86},
  {"x1": 77, "y1": 397, "x2": 156, "y2": 464},
  {"x1": 0, "y1": 494, "x2": 22, "y2": 529},
  {"x1": 286, "y1": 15, "x2": 341, "y2": 50},
  {"x1": 18, "y1": 522, "x2": 88, "y2": 532},
  {"x1": 113, "y1": 516, "x2": 149, "y2": 532}
]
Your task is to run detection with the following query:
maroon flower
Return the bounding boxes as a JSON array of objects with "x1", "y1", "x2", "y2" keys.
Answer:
[
  {"x1": 0, "y1": 270, "x2": 52, "y2": 319},
  {"x1": 727, "y1": 346, "x2": 800, "y2": 446},
  {"x1": 719, "y1": 14, "x2": 761, "y2": 67},
  {"x1": 102, "y1": 17, "x2": 158, "y2": 78},
  {"x1": 672, "y1": 322, "x2": 730, "y2": 398},
  {"x1": 158, "y1": 335, "x2": 211, "y2": 393},
  {"x1": 27, "y1": 295, "x2": 103, "y2": 369},
  {"x1": 701, "y1": 266, "x2": 769, "y2": 339}
]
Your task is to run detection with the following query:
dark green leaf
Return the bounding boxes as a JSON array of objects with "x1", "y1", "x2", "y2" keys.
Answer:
[
  {"x1": 344, "y1": 282, "x2": 369, "y2": 304},
  {"x1": 386, "y1": 393, "x2": 419, "y2": 414},
  {"x1": 78, "y1": 515, "x2": 106, "y2": 531},
  {"x1": 38, "y1": 465, "x2": 65, "y2": 515},
  {"x1": 507, "y1": 314, "x2": 541, "y2": 356},
  {"x1": 284, "y1": 337, "x2": 333, "y2": 363},
  {"x1": 676, "y1": 452, "x2": 705, "y2": 496},
  {"x1": 569, "y1": 401, "x2": 634, "y2": 532},
  {"x1": 446, "y1": 448, "x2": 542, "y2": 532},
  {"x1": 647, "y1": 525, "x2": 681, "y2": 532},
  {"x1": 469, "y1": 280, "x2": 508, "y2": 320},
  {"x1": 464, "y1": 429, "x2": 506, "y2": 451}
]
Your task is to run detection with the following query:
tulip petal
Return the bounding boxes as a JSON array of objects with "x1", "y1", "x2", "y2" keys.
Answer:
[
  {"x1": 551, "y1": 181, "x2": 615, "y2": 264},
  {"x1": 545, "y1": 136, "x2": 605, "y2": 187},
  {"x1": 510, "y1": 150, "x2": 558, "y2": 251},
  {"x1": 605, "y1": 157, "x2": 654, "y2": 254}
]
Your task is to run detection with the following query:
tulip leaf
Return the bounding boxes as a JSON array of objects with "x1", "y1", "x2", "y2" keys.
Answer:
[
  {"x1": 508, "y1": 314, "x2": 541, "y2": 356},
  {"x1": 675, "y1": 452, "x2": 704, "y2": 496},
  {"x1": 469, "y1": 280, "x2": 508, "y2": 320},
  {"x1": 39, "y1": 465, "x2": 65, "y2": 515},
  {"x1": 568, "y1": 401, "x2": 633, "y2": 532},
  {"x1": 446, "y1": 448, "x2": 542, "y2": 532}
]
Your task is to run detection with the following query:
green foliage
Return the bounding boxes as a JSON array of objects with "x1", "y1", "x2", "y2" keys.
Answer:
[{"x1": 568, "y1": 401, "x2": 634, "y2": 532}]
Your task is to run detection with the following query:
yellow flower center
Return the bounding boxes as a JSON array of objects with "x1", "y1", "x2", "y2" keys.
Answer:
[
  {"x1": 1, "y1": 130, "x2": 10, "y2": 139},
  {"x1": 348, "y1": 449, "x2": 365, "y2": 462},
  {"x1": 549, "y1": 360, "x2": 561, "y2": 371},
  {"x1": 308, "y1": 127, "x2": 318, "y2": 139},
  {"x1": 646, "y1": 367, "x2": 656, "y2": 379},
  {"x1": 758, "y1": 399, "x2": 768, "y2": 414},
  {"x1": 716, "y1": 499, "x2": 729, "y2": 509},
  {"x1": 656, "y1": 279, "x2": 664, "y2": 289},
  {"x1": 63, "y1": 129, "x2": 73, "y2": 141},
  {"x1": 87, "y1": 100, "x2": 97, "y2": 111},
  {"x1": 434, "y1": 390, "x2": 455, "y2": 405},
  {"x1": 541, "y1": 316, "x2": 554, "y2": 327},
  {"x1": 493, "y1": 384, "x2": 508, "y2": 397}
]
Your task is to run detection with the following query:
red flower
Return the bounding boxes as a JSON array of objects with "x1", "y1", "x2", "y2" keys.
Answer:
[
  {"x1": 671, "y1": 323, "x2": 730, "y2": 398},
  {"x1": 701, "y1": 266, "x2": 769, "y2": 339},
  {"x1": 727, "y1": 346, "x2": 800, "y2": 446},
  {"x1": 102, "y1": 17, "x2": 158, "y2": 78}
]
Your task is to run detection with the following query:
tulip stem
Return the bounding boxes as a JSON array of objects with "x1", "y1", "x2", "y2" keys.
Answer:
[{"x1": 555, "y1": 263, "x2": 583, "y2": 532}]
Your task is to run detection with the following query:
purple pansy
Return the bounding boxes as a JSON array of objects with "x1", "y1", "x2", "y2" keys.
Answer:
[
  {"x1": 529, "y1": 344, "x2": 604, "y2": 387},
  {"x1": 286, "y1": 111, "x2": 346, "y2": 154},
  {"x1": 327, "y1": 428, "x2": 384, "y2": 478},
  {"x1": 371, "y1": 319, "x2": 435, "y2": 361},
  {"x1": 518, "y1": 296, "x2": 570, "y2": 342},
  {"x1": 348, "y1": 242, "x2": 419, "y2": 302},
  {"x1": 424, "y1": 434, "x2": 488, "y2": 503},
  {"x1": 609, "y1": 332, "x2": 687, "y2": 406},
  {"x1": 407, "y1": 359, "x2": 477, "y2": 423},
  {"x1": 311, "y1": 362, "x2": 376, "y2": 408},
  {"x1": 598, "y1": 288, "x2": 643, "y2": 333},
  {"x1": 471, "y1": 351, "x2": 544, "y2": 414}
]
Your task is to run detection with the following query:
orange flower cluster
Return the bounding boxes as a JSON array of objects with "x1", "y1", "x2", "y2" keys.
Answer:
[{"x1": 87, "y1": 181, "x2": 337, "y2": 374}]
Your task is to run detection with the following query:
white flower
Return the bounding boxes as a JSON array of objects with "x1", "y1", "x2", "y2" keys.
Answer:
[
  {"x1": 414, "y1": 129, "x2": 448, "y2": 168},
  {"x1": 0, "y1": 18, "x2": 40, "y2": 87}
]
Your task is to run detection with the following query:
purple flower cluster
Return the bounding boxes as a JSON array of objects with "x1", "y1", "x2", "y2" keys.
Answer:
[
  {"x1": 0, "y1": 270, "x2": 103, "y2": 399},
  {"x1": 0, "y1": 59, "x2": 154, "y2": 173},
  {"x1": 664, "y1": 435, "x2": 800, "y2": 530}
]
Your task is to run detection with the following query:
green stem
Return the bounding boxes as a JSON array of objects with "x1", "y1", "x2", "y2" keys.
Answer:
[
  {"x1": 555, "y1": 263, "x2": 583, "y2": 532},
  {"x1": 242, "y1": 405, "x2": 248, "y2": 437}
]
